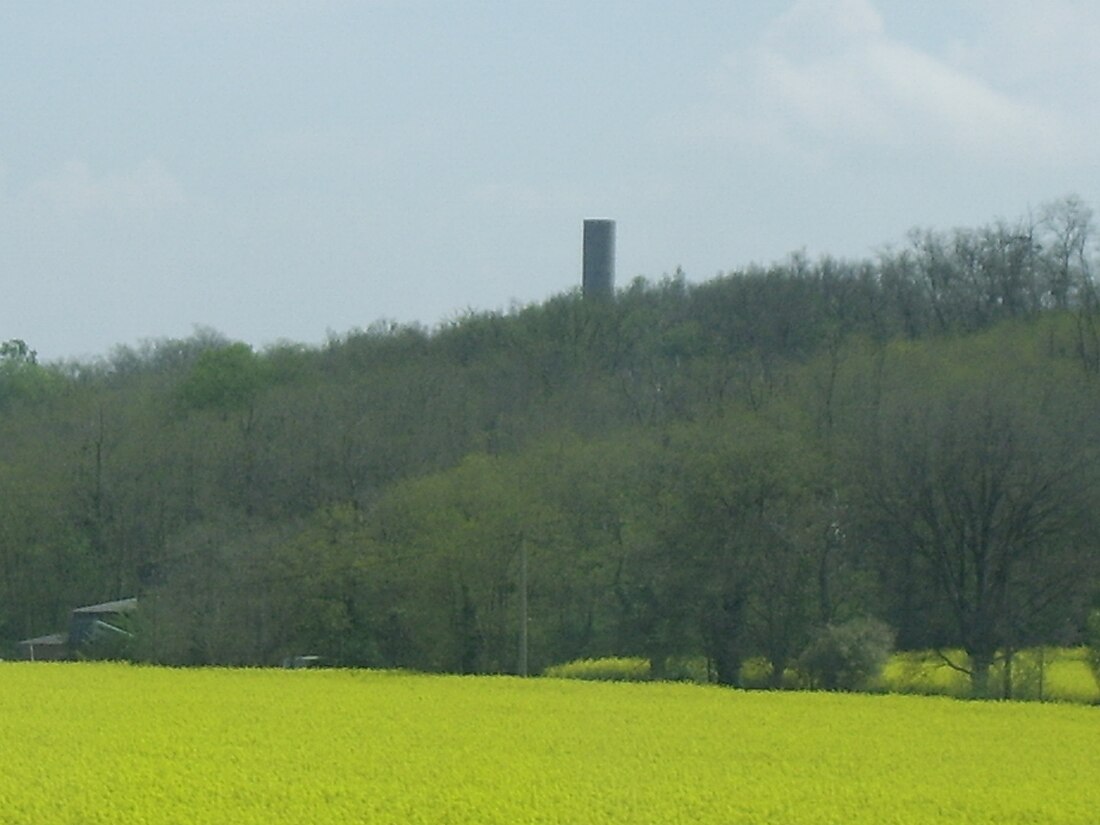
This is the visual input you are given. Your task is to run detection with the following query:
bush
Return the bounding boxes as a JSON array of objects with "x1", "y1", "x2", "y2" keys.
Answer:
[
  {"x1": 879, "y1": 650, "x2": 970, "y2": 697},
  {"x1": 543, "y1": 657, "x2": 650, "y2": 682},
  {"x1": 542, "y1": 656, "x2": 710, "y2": 683},
  {"x1": 1087, "y1": 609, "x2": 1100, "y2": 692},
  {"x1": 663, "y1": 656, "x2": 711, "y2": 683},
  {"x1": 738, "y1": 657, "x2": 800, "y2": 690},
  {"x1": 797, "y1": 618, "x2": 894, "y2": 691}
]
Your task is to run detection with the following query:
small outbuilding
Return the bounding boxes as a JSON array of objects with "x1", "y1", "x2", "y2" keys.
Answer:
[
  {"x1": 15, "y1": 597, "x2": 138, "y2": 661},
  {"x1": 16, "y1": 633, "x2": 69, "y2": 662}
]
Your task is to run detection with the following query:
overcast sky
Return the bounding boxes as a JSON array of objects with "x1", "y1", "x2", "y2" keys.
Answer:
[{"x1": 3, "y1": 0, "x2": 1099, "y2": 362}]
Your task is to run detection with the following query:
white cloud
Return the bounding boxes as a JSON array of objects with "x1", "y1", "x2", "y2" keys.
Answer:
[
  {"x1": 956, "y1": 1, "x2": 1100, "y2": 86},
  {"x1": 27, "y1": 159, "x2": 186, "y2": 214},
  {"x1": 681, "y1": 0, "x2": 1080, "y2": 166},
  {"x1": 764, "y1": 0, "x2": 885, "y2": 55}
]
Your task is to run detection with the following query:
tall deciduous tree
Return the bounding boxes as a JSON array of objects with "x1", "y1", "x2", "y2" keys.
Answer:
[
  {"x1": 623, "y1": 414, "x2": 825, "y2": 685},
  {"x1": 854, "y1": 336, "x2": 1097, "y2": 695}
]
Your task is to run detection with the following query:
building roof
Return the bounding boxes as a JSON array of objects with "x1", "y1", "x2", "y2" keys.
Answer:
[
  {"x1": 71, "y1": 597, "x2": 138, "y2": 615},
  {"x1": 17, "y1": 633, "x2": 68, "y2": 646}
]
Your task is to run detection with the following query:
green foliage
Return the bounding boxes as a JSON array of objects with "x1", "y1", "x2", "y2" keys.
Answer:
[
  {"x1": 1, "y1": 201, "x2": 1099, "y2": 688},
  {"x1": 879, "y1": 651, "x2": 972, "y2": 698},
  {"x1": 544, "y1": 655, "x2": 710, "y2": 683},
  {"x1": 737, "y1": 657, "x2": 802, "y2": 690},
  {"x1": 0, "y1": 338, "x2": 62, "y2": 408},
  {"x1": 843, "y1": 323, "x2": 1098, "y2": 696},
  {"x1": 0, "y1": 339, "x2": 35, "y2": 363},
  {"x1": 176, "y1": 342, "x2": 270, "y2": 412},
  {"x1": 879, "y1": 648, "x2": 1099, "y2": 703},
  {"x1": 797, "y1": 617, "x2": 895, "y2": 691},
  {"x1": 543, "y1": 657, "x2": 651, "y2": 682},
  {"x1": 619, "y1": 412, "x2": 828, "y2": 685},
  {"x1": 1087, "y1": 610, "x2": 1100, "y2": 691},
  {"x1": 544, "y1": 648, "x2": 1100, "y2": 702}
]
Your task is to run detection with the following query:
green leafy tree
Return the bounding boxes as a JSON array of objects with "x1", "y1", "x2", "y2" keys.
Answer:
[
  {"x1": 0, "y1": 339, "x2": 62, "y2": 409},
  {"x1": 177, "y1": 343, "x2": 270, "y2": 413},
  {"x1": 622, "y1": 413, "x2": 824, "y2": 685},
  {"x1": 796, "y1": 617, "x2": 894, "y2": 691},
  {"x1": 366, "y1": 452, "x2": 556, "y2": 673}
]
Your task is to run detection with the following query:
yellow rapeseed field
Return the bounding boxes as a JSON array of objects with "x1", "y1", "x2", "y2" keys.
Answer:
[
  {"x1": 879, "y1": 648, "x2": 1100, "y2": 703},
  {"x1": 0, "y1": 663, "x2": 1096, "y2": 824}
]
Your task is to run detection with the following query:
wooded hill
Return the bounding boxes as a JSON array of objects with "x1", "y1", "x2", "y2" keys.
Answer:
[{"x1": 3, "y1": 197, "x2": 1099, "y2": 696}]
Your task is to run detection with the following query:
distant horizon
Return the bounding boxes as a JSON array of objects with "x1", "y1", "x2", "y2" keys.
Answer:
[
  {"x1": 4, "y1": 1, "x2": 1098, "y2": 361},
  {"x1": 17, "y1": 197, "x2": 1094, "y2": 365}
]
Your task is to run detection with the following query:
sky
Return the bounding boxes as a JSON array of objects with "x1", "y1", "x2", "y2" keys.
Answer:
[{"x1": 3, "y1": 0, "x2": 1099, "y2": 362}]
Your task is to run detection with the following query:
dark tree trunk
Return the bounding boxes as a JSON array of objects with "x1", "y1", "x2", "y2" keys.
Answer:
[{"x1": 702, "y1": 591, "x2": 746, "y2": 686}]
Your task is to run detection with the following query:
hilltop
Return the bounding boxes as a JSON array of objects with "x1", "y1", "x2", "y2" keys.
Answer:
[{"x1": 2, "y1": 197, "x2": 1099, "y2": 698}]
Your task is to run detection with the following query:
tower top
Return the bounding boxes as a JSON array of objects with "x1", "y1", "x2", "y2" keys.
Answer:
[{"x1": 582, "y1": 219, "x2": 615, "y2": 299}]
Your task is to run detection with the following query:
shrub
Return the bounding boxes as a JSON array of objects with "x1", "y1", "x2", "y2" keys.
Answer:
[
  {"x1": 662, "y1": 656, "x2": 710, "y2": 683},
  {"x1": 542, "y1": 656, "x2": 710, "y2": 683},
  {"x1": 543, "y1": 657, "x2": 650, "y2": 682},
  {"x1": 797, "y1": 618, "x2": 895, "y2": 691},
  {"x1": 738, "y1": 657, "x2": 800, "y2": 690},
  {"x1": 879, "y1": 650, "x2": 970, "y2": 697},
  {"x1": 1087, "y1": 609, "x2": 1100, "y2": 692}
]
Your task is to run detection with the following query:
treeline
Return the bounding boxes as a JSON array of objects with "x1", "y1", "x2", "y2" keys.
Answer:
[{"x1": 2, "y1": 197, "x2": 1099, "y2": 696}]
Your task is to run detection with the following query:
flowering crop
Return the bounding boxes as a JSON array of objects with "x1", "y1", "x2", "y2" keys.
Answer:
[
  {"x1": 879, "y1": 647, "x2": 1099, "y2": 702},
  {"x1": 0, "y1": 663, "x2": 1096, "y2": 823}
]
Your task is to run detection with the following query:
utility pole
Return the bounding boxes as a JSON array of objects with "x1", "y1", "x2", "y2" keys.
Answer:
[{"x1": 517, "y1": 536, "x2": 528, "y2": 677}]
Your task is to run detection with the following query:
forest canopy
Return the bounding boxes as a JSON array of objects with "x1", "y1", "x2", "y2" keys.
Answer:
[{"x1": 3, "y1": 197, "x2": 1098, "y2": 697}]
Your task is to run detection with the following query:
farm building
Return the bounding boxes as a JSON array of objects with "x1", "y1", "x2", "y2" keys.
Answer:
[
  {"x1": 68, "y1": 598, "x2": 138, "y2": 647},
  {"x1": 16, "y1": 632, "x2": 69, "y2": 662},
  {"x1": 16, "y1": 598, "x2": 137, "y2": 661}
]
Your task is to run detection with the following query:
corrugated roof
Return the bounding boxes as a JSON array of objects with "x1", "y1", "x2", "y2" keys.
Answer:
[{"x1": 71, "y1": 597, "x2": 138, "y2": 614}]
